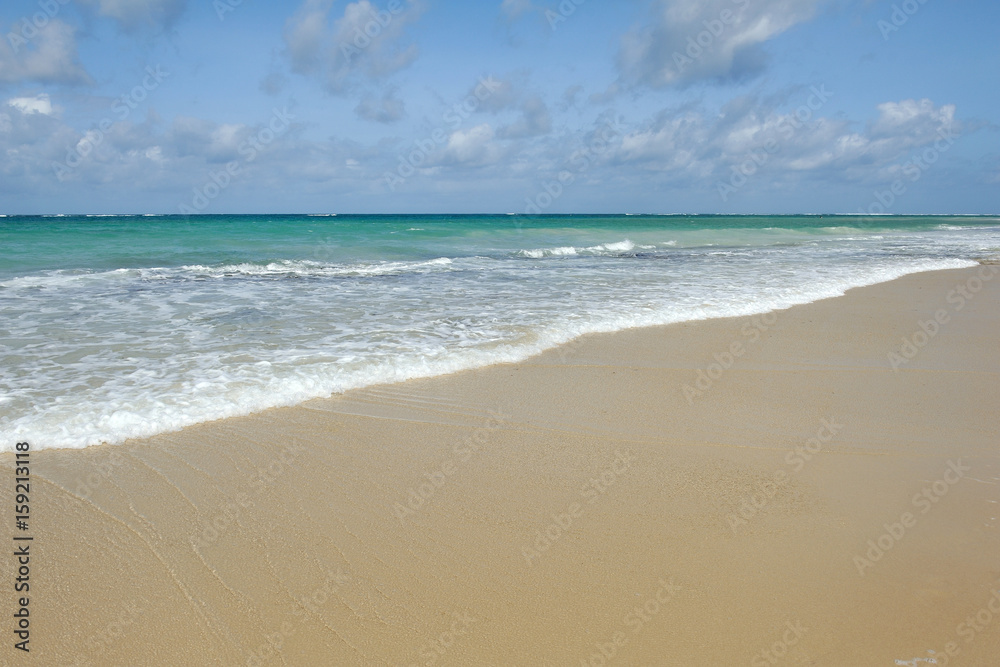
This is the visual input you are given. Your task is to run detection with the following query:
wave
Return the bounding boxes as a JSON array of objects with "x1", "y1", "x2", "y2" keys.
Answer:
[
  {"x1": 0, "y1": 256, "x2": 979, "y2": 451},
  {"x1": 0, "y1": 258, "x2": 457, "y2": 290},
  {"x1": 515, "y1": 239, "x2": 646, "y2": 258},
  {"x1": 177, "y1": 257, "x2": 454, "y2": 278}
]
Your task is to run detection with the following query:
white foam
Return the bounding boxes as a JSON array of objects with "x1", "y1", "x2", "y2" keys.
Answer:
[
  {"x1": 0, "y1": 258, "x2": 457, "y2": 290},
  {"x1": 0, "y1": 220, "x2": 990, "y2": 453},
  {"x1": 516, "y1": 239, "x2": 639, "y2": 258},
  {"x1": 588, "y1": 240, "x2": 635, "y2": 253},
  {"x1": 184, "y1": 257, "x2": 454, "y2": 278}
]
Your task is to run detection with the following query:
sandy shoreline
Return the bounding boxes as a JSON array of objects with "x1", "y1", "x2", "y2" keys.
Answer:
[{"x1": 2, "y1": 265, "x2": 999, "y2": 665}]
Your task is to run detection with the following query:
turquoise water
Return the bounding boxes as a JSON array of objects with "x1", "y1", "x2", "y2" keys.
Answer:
[{"x1": 2, "y1": 214, "x2": 998, "y2": 450}]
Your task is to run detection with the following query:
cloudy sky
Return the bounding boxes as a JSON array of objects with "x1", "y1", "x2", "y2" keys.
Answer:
[{"x1": 0, "y1": 0, "x2": 996, "y2": 214}]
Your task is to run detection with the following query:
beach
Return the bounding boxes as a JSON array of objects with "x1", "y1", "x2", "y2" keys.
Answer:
[
  {"x1": 3, "y1": 0, "x2": 996, "y2": 660},
  {"x1": 2, "y1": 264, "x2": 997, "y2": 665}
]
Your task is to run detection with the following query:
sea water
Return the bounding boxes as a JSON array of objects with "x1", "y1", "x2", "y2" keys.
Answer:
[{"x1": 1, "y1": 214, "x2": 997, "y2": 450}]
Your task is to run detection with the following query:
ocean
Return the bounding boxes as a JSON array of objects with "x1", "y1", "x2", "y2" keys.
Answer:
[{"x1": 2, "y1": 214, "x2": 997, "y2": 451}]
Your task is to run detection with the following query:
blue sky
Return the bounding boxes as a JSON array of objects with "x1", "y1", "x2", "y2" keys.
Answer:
[{"x1": 0, "y1": 0, "x2": 996, "y2": 214}]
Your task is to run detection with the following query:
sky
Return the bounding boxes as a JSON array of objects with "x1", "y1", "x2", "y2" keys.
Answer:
[{"x1": 0, "y1": 0, "x2": 997, "y2": 214}]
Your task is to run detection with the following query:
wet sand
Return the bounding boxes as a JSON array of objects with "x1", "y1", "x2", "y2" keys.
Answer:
[{"x1": 2, "y1": 265, "x2": 998, "y2": 666}]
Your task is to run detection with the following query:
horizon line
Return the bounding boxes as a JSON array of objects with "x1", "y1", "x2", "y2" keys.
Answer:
[{"x1": 2, "y1": 212, "x2": 998, "y2": 218}]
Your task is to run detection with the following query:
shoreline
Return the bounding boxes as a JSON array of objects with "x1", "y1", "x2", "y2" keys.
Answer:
[
  {"x1": 2, "y1": 264, "x2": 998, "y2": 664},
  {"x1": 5, "y1": 259, "x2": 989, "y2": 454}
]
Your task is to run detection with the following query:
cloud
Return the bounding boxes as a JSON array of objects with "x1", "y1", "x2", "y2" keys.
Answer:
[
  {"x1": 0, "y1": 102, "x2": 314, "y2": 203},
  {"x1": 354, "y1": 88, "x2": 406, "y2": 123},
  {"x1": 0, "y1": 102, "x2": 100, "y2": 189},
  {"x1": 500, "y1": 0, "x2": 536, "y2": 21},
  {"x1": 76, "y1": 0, "x2": 188, "y2": 31},
  {"x1": 0, "y1": 85, "x2": 967, "y2": 212},
  {"x1": 616, "y1": 0, "x2": 823, "y2": 89},
  {"x1": 259, "y1": 72, "x2": 288, "y2": 96},
  {"x1": 559, "y1": 85, "x2": 583, "y2": 111},
  {"x1": 616, "y1": 95, "x2": 962, "y2": 189},
  {"x1": 0, "y1": 99, "x2": 66, "y2": 147},
  {"x1": 6, "y1": 94, "x2": 55, "y2": 115},
  {"x1": 461, "y1": 74, "x2": 552, "y2": 139},
  {"x1": 497, "y1": 95, "x2": 550, "y2": 139},
  {"x1": 440, "y1": 123, "x2": 505, "y2": 166},
  {"x1": 869, "y1": 98, "x2": 956, "y2": 144},
  {"x1": 284, "y1": 0, "x2": 331, "y2": 75},
  {"x1": 283, "y1": 0, "x2": 425, "y2": 94},
  {"x1": 0, "y1": 20, "x2": 92, "y2": 85},
  {"x1": 466, "y1": 75, "x2": 518, "y2": 113},
  {"x1": 168, "y1": 116, "x2": 250, "y2": 162}
]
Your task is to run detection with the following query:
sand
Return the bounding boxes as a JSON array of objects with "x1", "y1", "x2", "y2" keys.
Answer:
[{"x1": 2, "y1": 265, "x2": 998, "y2": 666}]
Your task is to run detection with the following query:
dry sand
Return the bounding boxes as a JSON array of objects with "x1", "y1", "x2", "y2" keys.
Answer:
[{"x1": 2, "y1": 266, "x2": 998, "y2": 666}]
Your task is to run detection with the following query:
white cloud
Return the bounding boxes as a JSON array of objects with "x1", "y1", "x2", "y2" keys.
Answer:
[
  {"x1": 354, "y1": 88, "x2": 406, "y2": 123},
  {"x1": 168, "y1": 116, "x2": 257, "y2": 162},
  {"x1": 616, "y1": 0, "x2": 823, "y2": 89},
  {"x1": 441, "y1": 123, "x2": 505, "y2": 166},
  {"x1": 460, "y1": 74, "x2": 552, "y2": 139},
  {"x1": 870, "y1": 98, "x2": 956, "y2": 142},
  {"x1": 497, "y1": 95, "x2": 551, "y2": 139},
  {"x1": 0, "y1": 20, "x2": 92, "y2": 85},
  {"x1": 559, "y1": 85, "x2": 583, "y2": 111},
  {"x1": 616, "y1": 96, "x2": 962, "y2": 187},
  {"x1": 0, "y1": 89, "x2": 969, "y2": 212},
  {"x1": 76, "y1": 0, "x2": 188, "y2": 31},
  {"x1": 501, "y1": 0, "x2": 535, "y2": 20},
  {"x1": 6, "y1": 94, "x2": 55, "y2": 116},
  {"x1": 284, "y1": 0, "x2": 331, "y2": 75},
  {"x1": 259, "y1": 72, "x2": 288, "y2": 96},
  {"x1": 467, "y1": 75, "x2": 518, "y2": 113},
  {"x1": 283, "y1": 0, "x2": 425, "y2": 94}
]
